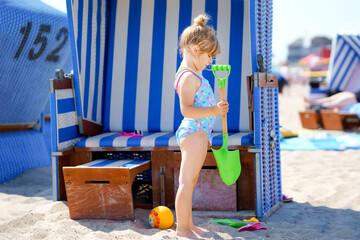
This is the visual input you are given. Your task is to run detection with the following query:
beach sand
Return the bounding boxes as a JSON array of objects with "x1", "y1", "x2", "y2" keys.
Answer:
[{"x1": 1, "y1": 83, "x2": 360, "y2": 240}]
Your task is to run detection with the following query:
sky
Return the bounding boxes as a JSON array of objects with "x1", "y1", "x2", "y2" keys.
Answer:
[
  {"x1": 42, "y1": 0, "x2": 360, "y2": 64},
  {"x1": 273, "y1": 0, "x2": 360, "y2": 63}
]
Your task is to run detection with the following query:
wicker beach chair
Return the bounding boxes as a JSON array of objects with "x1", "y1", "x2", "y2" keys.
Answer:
[
  {"x1": 0, "y1": 0, "x2": 72, "y2": 183},
  {"x1": 299, "y1": 34, "x2": 360, "y2": 130},
  {"x1": 50, "y1": 0, "x2": 281, "y2": 220}
]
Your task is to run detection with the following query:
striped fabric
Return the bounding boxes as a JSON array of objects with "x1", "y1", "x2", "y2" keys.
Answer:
[
  {"x1": 66, "y1": 0, "x2": 108, "y2": 124},
  {"x1": 77, "y1": 159, "x2": 150, "y2": 169},
  {"x1": 52, "y1": 89, "x2": 83, "y2": 151},
  {"x1": 328, "y1": 34, "x2": 360, "y2": 92},
  {"x1": 88, "y1": 0, "x2": 254, "y2": 133},
  {"x1": 76, "y1": 131, "x2": 253, "y2": 148}
]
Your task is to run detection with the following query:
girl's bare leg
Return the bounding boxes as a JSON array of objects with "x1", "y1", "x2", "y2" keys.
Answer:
[
  {"x1": 187, "y1": 174, "x2": 206, "y2": 234},
  {"x1": 175, "y1": 131, "x2": 208, "y2": 239}
]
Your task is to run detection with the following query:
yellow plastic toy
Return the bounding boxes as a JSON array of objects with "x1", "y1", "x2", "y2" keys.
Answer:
[
  {"x1": 149, "y1": 206, "x2": 174, "y2": 230},
  {"x1": 243, "y1": 217, "x2": 259, "y2": 222}
]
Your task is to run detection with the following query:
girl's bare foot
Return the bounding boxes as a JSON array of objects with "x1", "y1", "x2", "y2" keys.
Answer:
[
  {"x1": 175, "y1": 229, "x2": 200, "y2": 239},
  {"x1": 190, "y1": 224, "x2": 206, "y2": 234}
]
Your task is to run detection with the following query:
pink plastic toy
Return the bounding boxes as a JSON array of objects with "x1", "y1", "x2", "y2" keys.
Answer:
[
  {"x1": 118, "y1": 132, "x2": 142, "y2": 137},
  {"x1": 237, "y1": 222, "x2": 267, "y2": 232}
]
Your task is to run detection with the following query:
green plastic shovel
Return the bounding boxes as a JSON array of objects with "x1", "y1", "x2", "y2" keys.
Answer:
[{"x1": 211, "y1": 65, "x2": 241, "y2": 186}]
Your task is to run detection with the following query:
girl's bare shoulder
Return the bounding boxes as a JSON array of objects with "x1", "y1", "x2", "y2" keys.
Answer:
[{"x1": 178, "y1": 71, "x2": 201, "y2": 89}]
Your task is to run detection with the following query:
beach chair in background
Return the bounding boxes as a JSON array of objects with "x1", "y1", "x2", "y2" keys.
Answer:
[
  {"x1": 299, "y1": 33, "x2": 360, "y2": 130},
  {"x1": 0, "y1": 0, "x2": 72, "y2": 183},
  {"x1": 50, "y1": 0, "x2": 281, "y2": 220}
]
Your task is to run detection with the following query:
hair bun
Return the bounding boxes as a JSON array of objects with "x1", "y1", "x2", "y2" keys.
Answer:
[{"x1": 193, "y1": 14, "x2": 208, "y2": 27}]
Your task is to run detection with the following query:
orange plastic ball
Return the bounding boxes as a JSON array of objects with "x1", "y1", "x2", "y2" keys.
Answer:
[{"x1": 149, "y1": 206, "x2": 174, "y2": 230}]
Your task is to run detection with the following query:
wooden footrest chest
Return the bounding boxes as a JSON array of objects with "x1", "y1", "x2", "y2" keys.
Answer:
[{"x1": 63, "y1": 159, "x2": 150, "y2": 220}]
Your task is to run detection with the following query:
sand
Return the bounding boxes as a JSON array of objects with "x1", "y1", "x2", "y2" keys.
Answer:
[{"x1": 0, "y1": 83, "x2": 360, "y2": 240}]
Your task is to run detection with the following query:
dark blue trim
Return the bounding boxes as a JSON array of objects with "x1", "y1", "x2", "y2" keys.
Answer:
[
  {"x1": 148, "y1": 0, "x2": 166, "y2": 132},
  {"x1": 241, "y1": 132, "x2": 254, "y2": 145},
  {"x1": 211, "y1": 132, "x2": 237, "y2": 146},
  {"x1": 330, "y1": 36, "x2": 346, "y2": 89},
  {"x1": 92, "y1": 0, "x2": 103, "y2": 122},
  {"x1": 250, "y1": 0, "x2": 258, "y2": 72},
  {"x1": 253, "y1": 87, "x2": 261, "y2": 149},
  {"x1": 58, "y1": 125, "x2": 80, "y2": 143},
  {"x1": 53, "y1": 156, "x2": 59, "y2": 200},
  {"x1": 90, "y1": 160, "x2": 149, "y2": 168},
  {"x1": 122, "y1": 160, "x2": 147, "y2": 168},
  {"x1": 57, "y1": 98, "x2": 75, "y2": 114},
  {"x1": 174, "y1": 0, "x2": 192, "y2": 131},
  {"x1": 309, "y1": 88, "x2": 327, "y2": 94},
  {"x1": 122, "y1": 0, "x2": 142, "y2": 131},
  {"x1": 77, "y1": 0, "x2": 84, "y2": 73},
  {"x1": 66, "y1": 0, "x2": 83, "y2": 117},
  {"x1": 101, "y1": 0, "x2": 109, "y2": 127},
  {"x1": 90, "y1": 159, "x2": 149, "y2": 168},
  {"x1": 333, "y1": 35, "x2": 344, "y2": 64},
  {"x1": 211, "y1": 133, "x2": 222, "y2": 146},
  {"x1": 127, "y1": 132, "x2": 154, "y2": 147},
  {"x1": 99, "y1": 133, "x2": 119, "y2": 147},
  {"x1": 76, "y1": 138, "x2": 86, "y2": 147},
  {"x1": 50, "y1": 94, "x2": 58, "y2": 152},
  {"x1": 103, "y1": 0, "x2": 118, "y2": 131},
  {"x1": 83, "y1": 0, "x2": 93, "y2": 119},
  {"x1": 154, "y1": 132, "x2": 174, "y2": 146},
  {"x1": 203, "y1": 0, "x2": 218, "y2": 89},
  {"x1": 331, "y1": 46, "x2": 351, "y2": 90},
  {"x1": 90, "y1": 160, "x2": 117, "y2": 167},
  {"x1": 228, "y1": 0, "x2": 244, "y2": 132},
  {"x1": 340, "y1": 53, "x2": 357, "y2": 87},
  {"x1": 348, "y1": 36, "x2": 360, "y2": 55},
  {"x1": 89, "y1": 160, "x2": 148, "y2": 168}
]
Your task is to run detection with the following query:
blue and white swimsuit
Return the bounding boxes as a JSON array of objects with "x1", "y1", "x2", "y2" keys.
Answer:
[{"x1": 174, "y1": 67, "x2": 216, "y2": 145}]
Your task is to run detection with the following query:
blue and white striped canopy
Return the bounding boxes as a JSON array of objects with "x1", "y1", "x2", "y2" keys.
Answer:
[
  {"x1": 327, "y1": 34, "x2": 360, "y2": 93},
  {"x1": 67, "y1": 0, "x2": 261, "y2": 133}
]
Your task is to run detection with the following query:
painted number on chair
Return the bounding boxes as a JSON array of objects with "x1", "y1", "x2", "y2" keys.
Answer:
[{"x1": 14, "y1": 21, "x2": 69, "y2": 63}]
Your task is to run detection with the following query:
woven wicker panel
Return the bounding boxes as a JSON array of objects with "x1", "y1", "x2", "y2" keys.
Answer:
[
  {"x1": 254, "y1": 85, "x2": 281, "y2": 218},
  {"x1": 0, "y1": 0, "x2": 72, "y2": 124},
  {"x1": 0, "y1": 130, "x2": 50, "y2": 183}
]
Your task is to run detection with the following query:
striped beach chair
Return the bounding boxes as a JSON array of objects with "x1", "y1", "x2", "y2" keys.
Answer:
[
  {"x1": 327, "y1": 34, "x2": 360, "y2": 93},
  {"x1": 300, "y1": 33, "x2": 360, "y2": 130},
  {"x1": 0, "y1": 0, "x2": 71, "y2": 183},
  {"x1": 51, "y1": 0, "x2": 281, "y2": 219}
]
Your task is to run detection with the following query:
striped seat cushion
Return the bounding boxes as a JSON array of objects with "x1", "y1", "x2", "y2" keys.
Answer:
[
  {"x1": 76, "y1": 132, "x2": 253, "y2": 148},
  {"x1": 77, "y1": 159, "x2": 150, "y2": 169}
]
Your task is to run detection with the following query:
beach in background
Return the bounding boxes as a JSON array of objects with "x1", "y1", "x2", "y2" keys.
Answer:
[{"x1": 0, "y1": 83, "x2": 359, "y2": 240}]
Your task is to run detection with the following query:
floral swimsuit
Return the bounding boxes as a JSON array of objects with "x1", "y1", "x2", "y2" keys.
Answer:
[{"x1": 174, "y1": 67, "x2": 216, "y2": 145}]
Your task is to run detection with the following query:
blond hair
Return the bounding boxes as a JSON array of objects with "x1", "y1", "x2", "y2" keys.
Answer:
[{"x1": 179, "y1": 14, "x2": 220, "y2": 57}]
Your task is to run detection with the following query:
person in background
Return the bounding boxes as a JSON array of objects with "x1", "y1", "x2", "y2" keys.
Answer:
[{"x1": 305, "y1": 90, "x2": 360, "y2": 112}]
